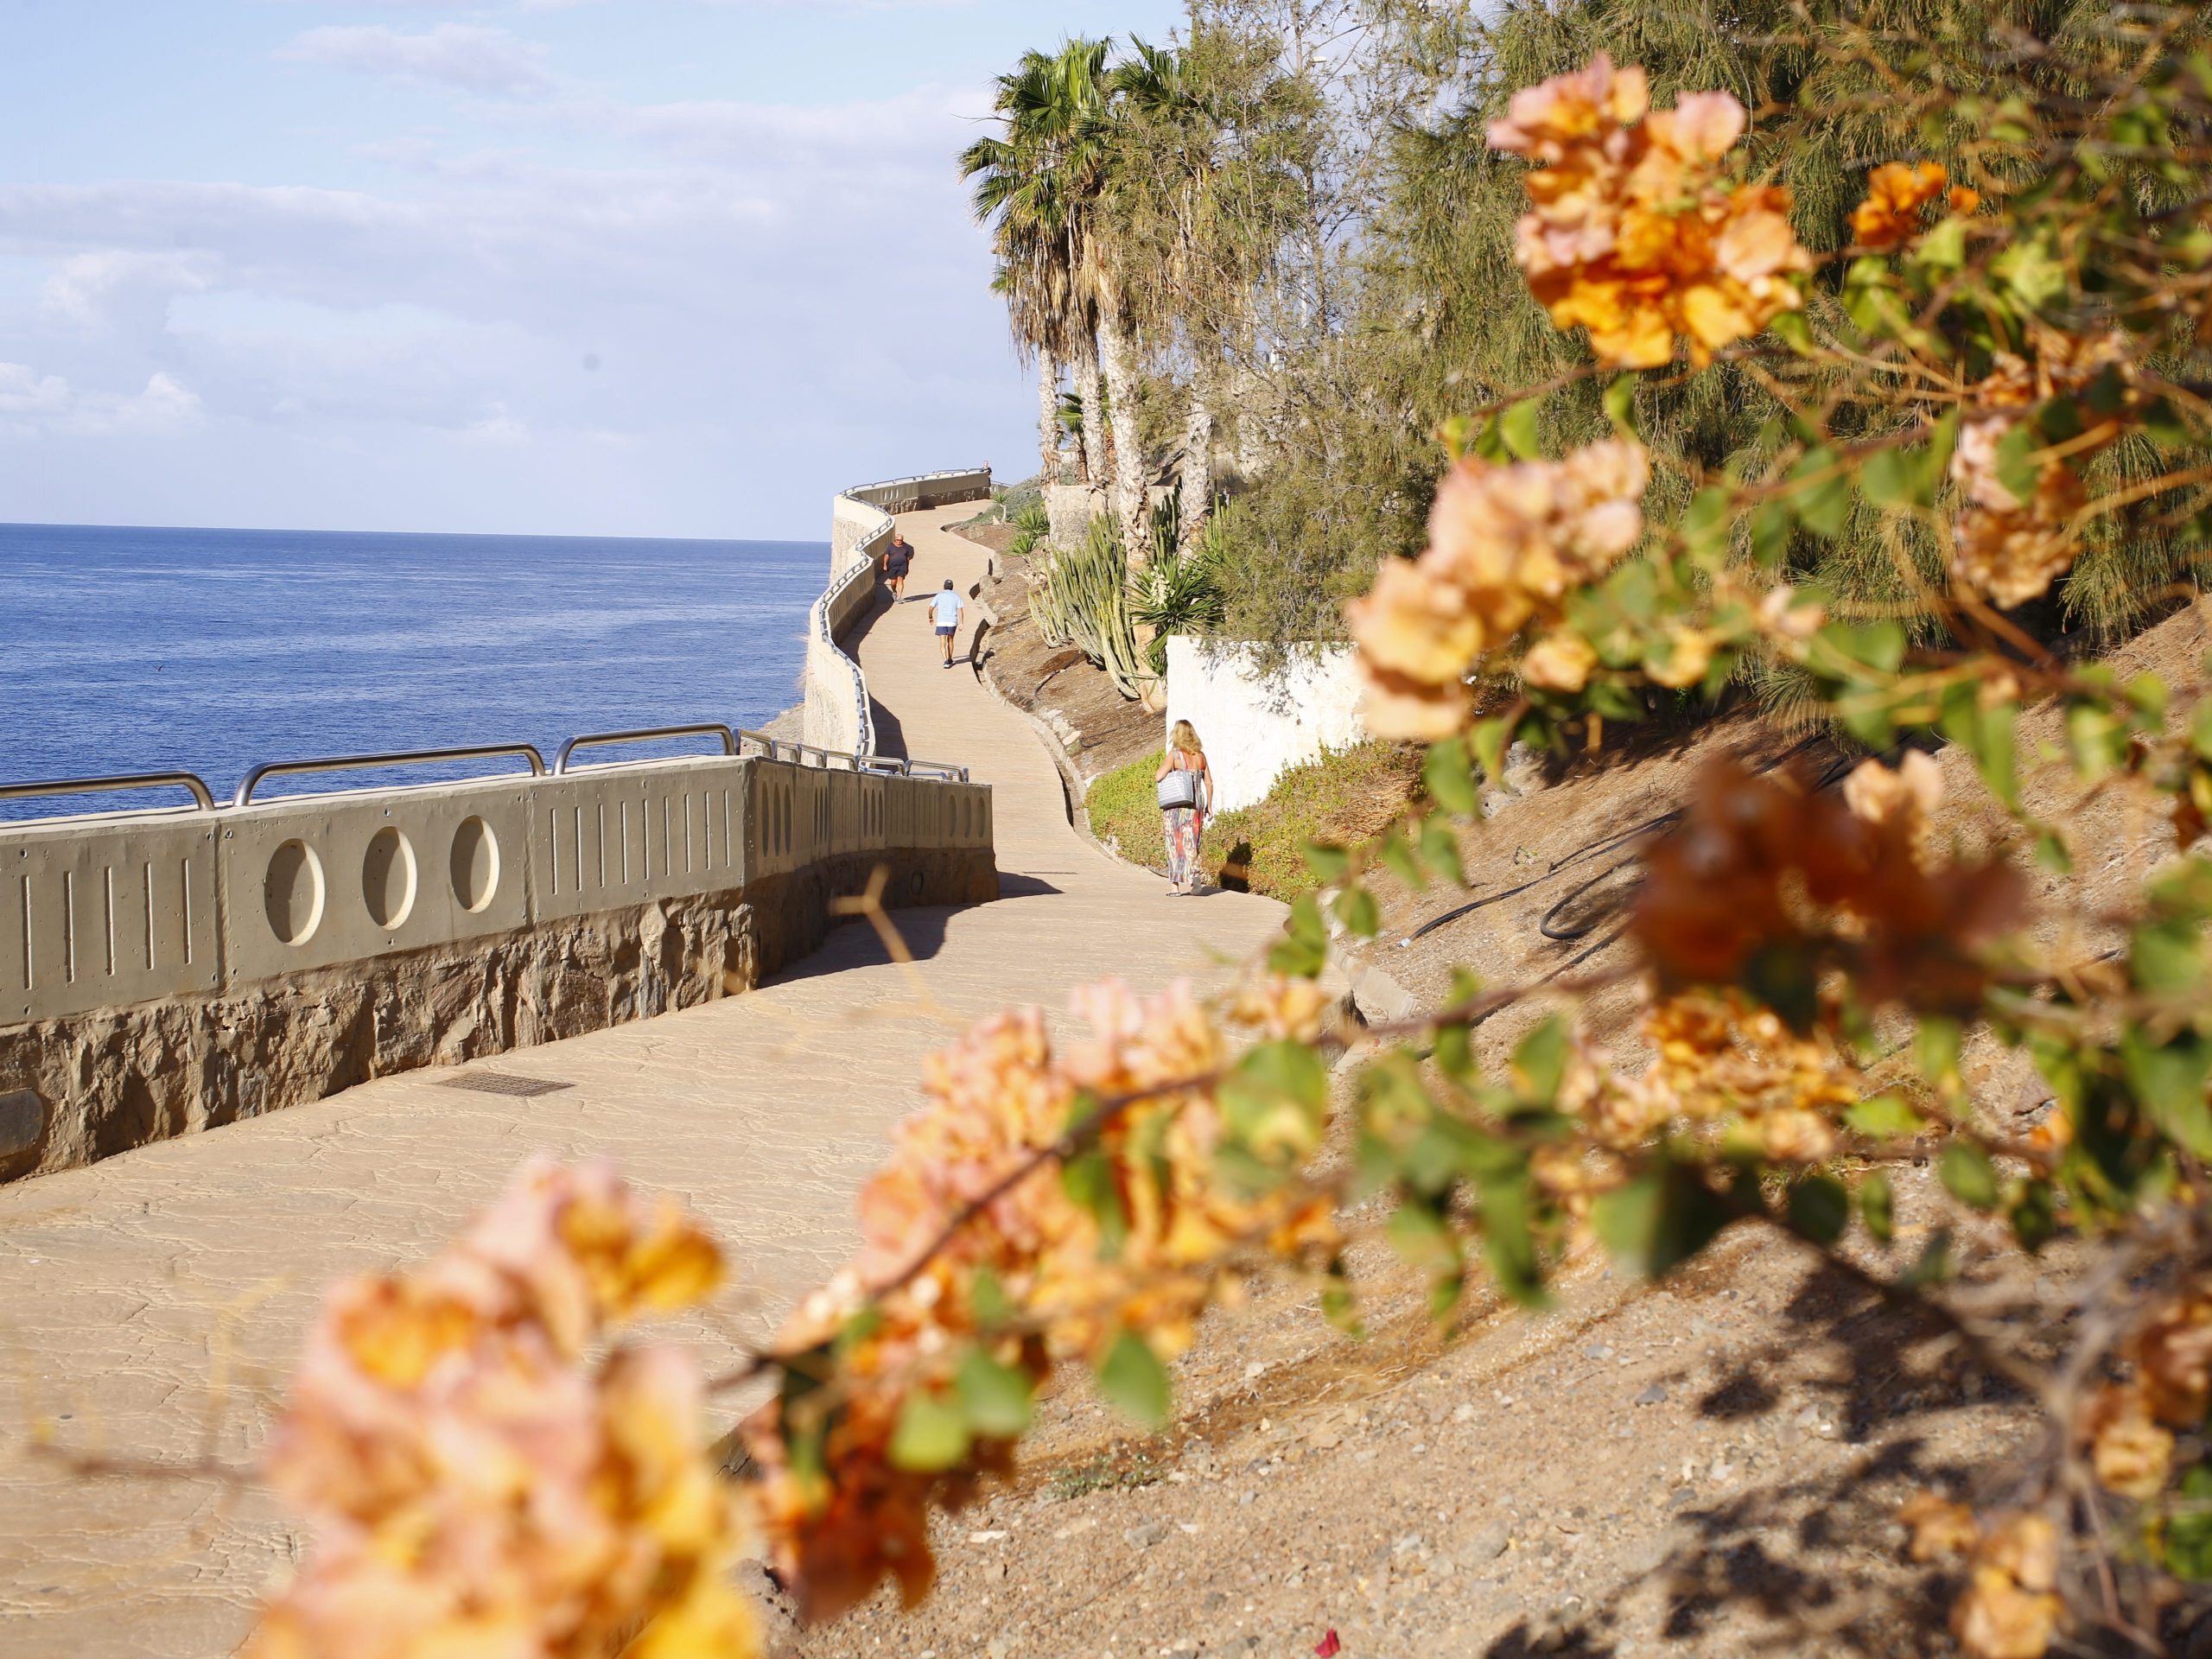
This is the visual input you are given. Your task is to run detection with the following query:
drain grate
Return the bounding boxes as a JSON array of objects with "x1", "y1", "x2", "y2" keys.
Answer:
[{"x1": 437, "y1": 1071, "x2": 575, "y2": 1099}]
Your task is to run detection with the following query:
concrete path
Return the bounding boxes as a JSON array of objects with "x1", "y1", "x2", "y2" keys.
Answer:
[{"x1": 0, "y1": 504, "x2": 1284, "y2": 1658}]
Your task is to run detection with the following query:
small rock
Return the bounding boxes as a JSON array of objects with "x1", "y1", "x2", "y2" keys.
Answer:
[
  {"x1": 1240, "y1": 1490, "x2": 1256, "y2": 1506},
  {"x1": 1463, "y1": 1522, "x2": 1511, "y2": 1563},
  {"x1": 1635, "y1": 1385, "x2": 1668, "y2": 1407},
  {"x1": 1202, "y1": 1590, "x2": 1228, "y2": 1612},
  {"x1": 1452, "y1": 1402, "x2": 1477, "y2": 1424},
  {"x1": 1666, "y1": 1485, "x2": 1697, "y2": 1508},
  {"x1": 1583, "y1": 1343, "x2": 1612, "y2": 1360},
  {"x1": 1126, "y1": 1521, "x2": 1169, "y2": 1549}
]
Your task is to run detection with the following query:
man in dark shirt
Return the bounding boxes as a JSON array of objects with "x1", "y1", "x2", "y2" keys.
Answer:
[{"x1": 881, "y1": 531, "x2": 914, "y2": 600}]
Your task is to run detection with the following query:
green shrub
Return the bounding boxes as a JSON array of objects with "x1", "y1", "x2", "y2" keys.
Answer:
[{"x1": 1084, "y1": 741, "x2": 1423, "y2": 900}]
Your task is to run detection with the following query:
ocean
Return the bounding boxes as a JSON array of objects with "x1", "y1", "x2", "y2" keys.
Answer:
[{"x1": 0, "y1": 523, "x2": 826, "y2": 819}]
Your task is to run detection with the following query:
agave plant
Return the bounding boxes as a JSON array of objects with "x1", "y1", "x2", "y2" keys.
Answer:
[
  {"x1": 1009, "y1": 498, "x2": 1052, "y2": 558},
  {"x1": 1029, "y1": 515, "x2": 1151, "y2": 698},
  {"x1": 1128, "y1": 497, "x2": 1232, "y2": 676}
]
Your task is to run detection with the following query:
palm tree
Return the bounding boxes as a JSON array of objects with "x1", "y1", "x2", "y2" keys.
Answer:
[{"x1": 961, "y1": 42, "x2": 1116, "y2": 495}]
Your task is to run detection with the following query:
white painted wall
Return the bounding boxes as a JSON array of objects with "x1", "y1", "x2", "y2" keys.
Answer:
[{"x1": 1163, "y1": 638, "x2": 1365, "y2": 815}]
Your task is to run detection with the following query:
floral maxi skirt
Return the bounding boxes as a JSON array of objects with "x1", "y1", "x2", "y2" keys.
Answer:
[{"x1": 1163, "y1": 807, "x2": 1203, "y2": 888}]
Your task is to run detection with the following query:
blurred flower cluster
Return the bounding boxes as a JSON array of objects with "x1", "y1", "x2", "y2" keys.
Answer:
[
  {"x1": 1632, "y1": 753, "x2": 2023, "y2": 1009},
  {"x1": 1850, "y1": 160, "x2": 1977, "y2": 251},
  {"x1": 1346, "y1": 439, "x2": 1649, "y2": 737},
  {"x1": 742, "y1": 975, "x2": 1337, "y2": 1623},
  {"x1": 1486, "y1": 53, "x2": 1810, "y2": 368},
  {"x1": 249, "y1": 1158, "x2": 751, "y2": 1659},
  {"x1": 1949, "y1": 327, "x2": 2139, "y2": 607}
]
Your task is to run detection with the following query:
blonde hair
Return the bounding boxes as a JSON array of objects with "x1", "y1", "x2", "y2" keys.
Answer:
[{"x1": 1169, "y1": 720, "x2": 1203, "y2": 755}]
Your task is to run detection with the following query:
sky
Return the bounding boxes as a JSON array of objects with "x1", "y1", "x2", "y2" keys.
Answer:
[{"x1": 0, "y1": 1, "x2": 1188, "y2": 539}]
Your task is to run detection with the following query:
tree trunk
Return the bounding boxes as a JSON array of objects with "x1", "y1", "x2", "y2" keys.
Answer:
[
  {"x1": 1178, "y1": 386, "x2": 1214, "y2": 556},
  {"x1": 1097, "y1": 311, "x2": 1150, "y2": 567},
  {"x1": 1076, "y1": 344, "x2": 1107, "y2": 490},
  {"x1": 1037, "y1": 349, "x2": 1062, "y2": 484}
]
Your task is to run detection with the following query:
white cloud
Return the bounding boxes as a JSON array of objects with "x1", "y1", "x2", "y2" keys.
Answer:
[
  {"x1": 0, "y1": 365, "x2": 205, "y2": 438},
  {"x1": 40, "y1": 249, "x2": 217, "y2": 330},
  {"x1": 280, "y1": 25, "x2": 553, "y2": 98}
]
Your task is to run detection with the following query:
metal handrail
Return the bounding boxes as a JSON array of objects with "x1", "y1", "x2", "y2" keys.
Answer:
[
  {"x1": 236, "y1": 745, "x2": 547, "y2": 807},
  {"x1": 554, "y1": 725, "x2": 738, "y2": 776},
  {"x1": 735, "y1": 729, "x2": 784, "y2": 761},
  {"x1": 0, "y1": 771, "x2": 215, "y2": 812},
  {"x1": 907, "y1": 762, "x2": 972, "y2": 784}
]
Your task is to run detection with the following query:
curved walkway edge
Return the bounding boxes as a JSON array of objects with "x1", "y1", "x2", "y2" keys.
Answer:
[{"x1": 0, "y1": 502, "x2": 1287, "y2": 1658}]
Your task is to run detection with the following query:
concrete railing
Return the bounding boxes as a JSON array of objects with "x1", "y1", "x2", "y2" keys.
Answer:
[
  {"x1": 0, "y1": 746, "x2": 996, "y2": 1180},
  {"x1": 804, "y1": 467, "x2": 993, "y2": 754}
]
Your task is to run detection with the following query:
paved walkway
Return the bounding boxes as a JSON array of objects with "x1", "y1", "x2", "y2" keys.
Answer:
[{"x1": 0, "y1": 504, "x2": 1284, "y2": 1658}]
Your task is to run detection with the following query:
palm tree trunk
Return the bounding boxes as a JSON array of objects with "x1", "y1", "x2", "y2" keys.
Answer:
[
  {"x1": 1097, "y1": 312, "x2": 1150, "y2": 567},
  {"x1": 1037, "y1": 349, "x2": 1062, "y2": 483},
  {"x1": 1178, "y1": 387, "x2": 1213, "y2": 556},
  {"x1": 1076, "y1": 344, "x2": 1106, "y2": 490}
]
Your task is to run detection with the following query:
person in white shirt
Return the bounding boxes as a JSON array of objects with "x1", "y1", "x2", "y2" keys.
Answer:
[{"x1": 930, "y1": 580, "x2": 965, "y2": 668}]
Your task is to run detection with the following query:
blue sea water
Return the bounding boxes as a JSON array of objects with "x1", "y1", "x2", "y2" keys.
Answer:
[{"x1": 0, "y1": 523, "x2": 825, "y2": 819}]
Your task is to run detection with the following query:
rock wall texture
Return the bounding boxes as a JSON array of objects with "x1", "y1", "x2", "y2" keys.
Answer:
[{"x1": 0, "y1": 846, "x2": 996, "y2": 1184}]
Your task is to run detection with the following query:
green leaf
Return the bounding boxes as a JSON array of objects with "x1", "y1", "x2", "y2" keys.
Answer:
[
  {"x1": 1499, "y1": 396, "x2": 1544, "y2": 462},
  {"x1": 1302, "y1": 841, "x2": 1351, "y2": 883},
  {"x1": 1860, "y1": 446, "x2": 1918, "y2": 511},
  {"x1": 1511, "y1": 1016, "x2": 1570, "y2": 1105},
  {"x1": 1471, "y1": 718, "x2": 1511, "y2": 792},
  {"x1": 1424, "y1": 736, "x2": 1479, "y2": 819},
  {"x1": 2035, "y1": 829, "x2": 2073, "y2": 875},
  {"x1": 970, "y1": 1268, "x2": 1014, "y2": 1331},
  {"x1": 1270, "y1": 894, "x2": 1328, "y2": 978},
  {"x1": 2132, "y1": 918, "x2": 2208, "y2": 996},
  {"x1": 1433, "y1": 1021, "x2": 1474, "y2": 1085},
  {"x1": 1333, "y1": 883, "x2": 1380, "y2": 938},
  {"x1": 1859, "y1": 1171, "x2": 1895, "y2": 1244},
  {"x1": 1898, "y1": 1227, "x2": 1956, "y2": 1289},
  {"x1": 2036, "y1": 396, "x2": 2083, "y2": 447},
  {"x1": 1939, "y1": 1142, "x2": 2001, "y2": 1211},
  {"x1": 1472, "y1": 413, "x2": 1508, "y2": 464},
  {"x1": 1940, "y1": 687, "x2": 2018, "y2": 810},
  {"x1": 2166, "y1": 1465, "x2": 2212, "y2": 1580},
  {"x1": 1223, "y1": 1040, "x2": 1331, "y2": 1168},
  {"x1": 2066, "y1": 702, "x2": 2125, "y2": 784},
  {"x1": 1845, "y1": 1095, "x2": 1929, "y2": 1139},
  {"x1": 1062, "y1": 1147, "x2": 1128, "y2": 1256},
  {"x1": 2193, "y1": 699, "x2": 2212, "y2": 763},
  {"x1": 2142, "y1": 395, "x2": 2194, "y2": 449},
  {"x1": 1914, "y1": 214, "x2": 1967, "y2": 273},
  {"x1": 890, "y1": 1389, "x2": 971, "y2": 1472},
  {"x1": 1474, "y1": 1167, "x2": 1547, "y2": 1308},
  {"x1": 1993, "y1": 236, "x2": 2067, "y2": 310},
  {"x1": 1419, "y1": 816, "x2": 1465, "y2": 887},
  {"x1": 2008, "y1": 1179, "x2": 2056, "y2": 1255},
  {"x1": 1681, "y1": 486, "x2": 1733, "y2": 563},
  {"x1": 2121, "y1": 1027, "x2": 2212, "y2": 1160},
  {"x1": 1993, "y1": 421, "x2": 2042, "y2": 509},
  {"x1": 1603, "y1": 373, "x2": 1641, "y2": 438},
  {"x1": 1387, "y1": 1198, "x2": 1461, "y2": 1275},
  {"x1": 1377, "y1": 827, "x2": 1425, "y2": 893},
  {"x1": 1789, "y1": 447, "x2": 1852, "y2": 538},
  {"x1": 1591, "y1": 1162, "x2": 1737, "y2": 1278},
  {"x1": 1787, "y1": 1175, "x2": 1849, "y2": 1245},
  {"x1": 957, "y1": 1349, "x2": 1034, "y2": 1440},
  {"x1": 1917, "y1": 1017, "x2": 1964, "y2": 1090},
  {"x1": 1095, "y1": 1331, "x2": 1172, "y2": 1430},
  {"x1": 1750, "y1": 499, "x2": 1792, "y2": 568}
]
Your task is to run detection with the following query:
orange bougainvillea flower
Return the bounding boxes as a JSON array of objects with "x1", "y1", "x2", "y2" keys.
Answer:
[
  {"x1": 1631, "y1": 756, "x2": 2024, "y2": 1007},
  {"x1": 1488, "y1": 54, "x2": 1810, "y2": 367},
  {"x1": 1851, "y1": 161, "x2": 1954, "y2": 250},
  {"x1": 250, "y1": 1158, "x2": 753, "y2": 1659},
  {"x1": 1345, "y1": 439, "x2": 1650, "y2": 738}
]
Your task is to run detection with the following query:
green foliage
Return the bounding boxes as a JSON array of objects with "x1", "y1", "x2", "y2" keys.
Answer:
[
  {"x1": 1084, "y1": 741, "x2": 1425, "y2": 900},
  {"x1": 1032, "y1": 516, "x2": 1151, "y2": 697}
]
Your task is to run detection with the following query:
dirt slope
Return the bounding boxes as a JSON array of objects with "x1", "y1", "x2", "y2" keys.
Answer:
[{"x1": 774, "y1": 600, "x2": 2209, "y2": 1659}]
